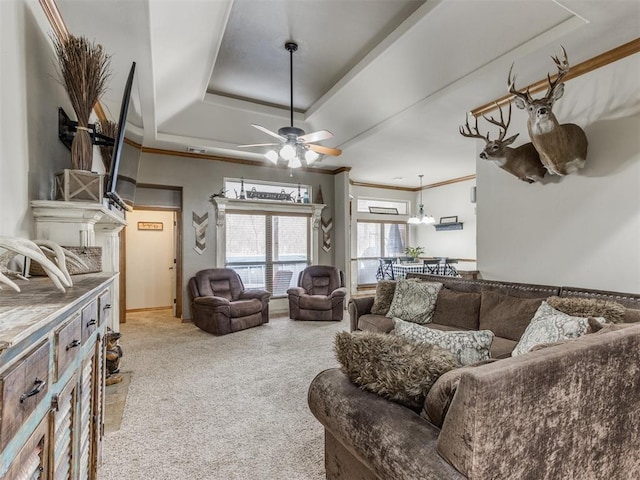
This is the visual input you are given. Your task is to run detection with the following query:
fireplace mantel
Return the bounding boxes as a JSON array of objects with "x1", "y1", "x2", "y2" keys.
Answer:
[{"x1": 31, "y1": 200, "x2": 127, "y2": 329}]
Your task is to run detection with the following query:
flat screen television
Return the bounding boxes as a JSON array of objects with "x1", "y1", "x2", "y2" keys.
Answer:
[{"x1": 106, "y1": 62, "x2": 141, "y2": 212}]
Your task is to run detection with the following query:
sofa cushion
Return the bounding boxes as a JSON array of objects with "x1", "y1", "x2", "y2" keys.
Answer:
[
  {"x1": 370, "y1": 280, "x2": 396, "y2": 315},
  {"x1": 357, "y1": 314, "x2": 394, "y2": 333},
  {"x1": 512, "y1": 301, "x2": 604, "y2": 356},
  {"x1": 547, "y1": 296, "x2": 625, "y2": 323},
  {"x1": 334, "y1": 331, "x2": 458, "y2": 409},
  {"x1": 393, "y1": 318, "x2": 493, "y2": 366},
  {"x1": 422, "y1": 359, "x2": 498, "y2": 428},
  {"x1": 490, "y1": 336, "x2": 518, "y2": 358},
  {"x1": 623, "y1": 308, "x2": 640, "y2": 323},
  {"x1": 229, "y1": 298, "x2": 263, "y2": 317},
  {"x1": 386, "y1": 279, "x2": 443, "y2": 324},
  {"x1": 431, "y1": 288, "x2": 481, "y2": 330},
  {"x1": 479, "y1": 290, "x2": 544, "y2": 341}
]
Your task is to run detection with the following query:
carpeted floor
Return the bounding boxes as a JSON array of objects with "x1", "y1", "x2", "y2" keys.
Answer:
[{"x1": 98, "y1": 310, "x2": 346, "y2": 480}]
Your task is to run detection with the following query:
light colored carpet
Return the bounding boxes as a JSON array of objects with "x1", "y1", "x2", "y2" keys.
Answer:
[{"x1": 98, "y1": 310, "x2": 346, "y2": 480}]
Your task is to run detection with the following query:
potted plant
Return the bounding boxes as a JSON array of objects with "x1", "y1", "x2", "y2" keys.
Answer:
[
  {"x1": 404, "y1": 246, "x2": 424, "y2": 262},
  {"x1": 53, "y1": 35, "x2": 111, "y2": 202}
]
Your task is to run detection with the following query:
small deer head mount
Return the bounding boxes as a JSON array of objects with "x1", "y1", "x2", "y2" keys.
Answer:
[
  {"x1": 460, "y1": 103, "x2": 546, "y2": 184},
  {"x1": 508, "y1": 47, "x2": 588, "y2": 176}
]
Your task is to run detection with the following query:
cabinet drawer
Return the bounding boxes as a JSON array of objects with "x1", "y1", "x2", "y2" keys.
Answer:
[
  {"x1": 0, "y1": 341, "x2": 50, "y2": 451},
  {"x1": 54, "y1": 313, "x2": 82, "y2": 382},
  {"x1": 81, "y1": 299, "x2": 99, "y2": 343},
  {"x1": 98, "y1": 289, "x2": 112, "y2": 326}
]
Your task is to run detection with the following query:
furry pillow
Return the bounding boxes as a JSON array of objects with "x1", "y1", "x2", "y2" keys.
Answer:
[
  {"x1": 385, "y1": 279, "x2": 443, "y2": 324},
  {"x1": 370, "y1": 280, "x2": 396, "y2": 315},
  {"x1": 393, "y1": 318, "x2": 494, "y2": 366},
  {"x1": 512, "y1": 301, "x2": 605, "y2": 356},
  {"x1": 546, "y1": 296, "x2": 625, "y2": 324},
  {"x1": 334, "y1": 331, "x2": 459, "y2": 409}
]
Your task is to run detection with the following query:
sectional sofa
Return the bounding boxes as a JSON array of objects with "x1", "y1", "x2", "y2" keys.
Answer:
[{"x1": 308, "y1": 274, "x2": 640, "y2": 480}]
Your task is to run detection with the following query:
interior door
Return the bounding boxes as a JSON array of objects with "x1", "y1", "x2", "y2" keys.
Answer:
[{"x1": 125, "y1": 209, "x2": 175, "y2": 311}]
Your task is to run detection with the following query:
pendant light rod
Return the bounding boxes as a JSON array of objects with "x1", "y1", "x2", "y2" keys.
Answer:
[{"x1": 285, "y1": 41, "x2": 298, "y2": 128}]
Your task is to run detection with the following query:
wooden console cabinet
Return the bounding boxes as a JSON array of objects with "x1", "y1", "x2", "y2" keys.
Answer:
[{"x1": 0, "y1": 273, "x2": 115, "y2": 479}]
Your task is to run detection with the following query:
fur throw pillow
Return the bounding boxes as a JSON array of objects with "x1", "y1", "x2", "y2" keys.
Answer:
[
  {"x1": 547, "y1": 296, "x2": 625, "y2": 324},
  {"x1": 334, "y1": 331, "x2": 459, "y2": 409},
  {"x1": 370, "y1": 280, "x2": 396, "y2": 315}
]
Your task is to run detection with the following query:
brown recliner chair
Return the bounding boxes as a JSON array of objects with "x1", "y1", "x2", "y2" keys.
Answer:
[
  {"x1": 188, "y1": 268, "x2": 270, "y2": 335},
  {"x1": 287, "y1": 265, "x2": 347, "y2": 321}
]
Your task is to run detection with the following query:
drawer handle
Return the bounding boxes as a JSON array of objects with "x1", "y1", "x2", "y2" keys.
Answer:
[
  {"x1": 86, "y1": 319, "x2": 97, "y2": 327},
  {"x1": 20, "y1": 378, "x2": 46, "y2": 403},
  {"x1": 66, "y1": 339, "x2": 81, "y2": 351},
  {"x1": 103, "y1": 303, "x2": 112, "y2": 311}
]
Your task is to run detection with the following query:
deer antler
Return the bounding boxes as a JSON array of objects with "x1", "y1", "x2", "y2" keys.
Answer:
[
  {"x1": 482, "y1": 102, "x2": 512, "y2": 141},
  {"x1": 459, "y1": 115, "x2": 489, "y2": 141},
  {"x1": 544, "y1": 46, "x2": 570, "y2": 99},
  {"x1": 507, "y1": 63, "x2": 533, "y2": 104}
]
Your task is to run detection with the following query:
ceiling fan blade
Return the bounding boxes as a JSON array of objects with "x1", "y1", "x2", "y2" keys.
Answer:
[
  {"x1": 237, "y1": 143, "x2": 279, "y2": 148},
  {"x1": 298, "y1": 130, "x2": 334, "y2": 144},
  {"x1": 308, "y1": 144, "x2": 342, "y2": 156},
  {"x1": 252, "y1": 124, "x2": 286, "y2": 141}
]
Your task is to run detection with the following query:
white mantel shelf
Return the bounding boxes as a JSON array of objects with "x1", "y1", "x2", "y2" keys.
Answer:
[{"x1": 31, "y1": 200, "x2": 127, "y2": 227}]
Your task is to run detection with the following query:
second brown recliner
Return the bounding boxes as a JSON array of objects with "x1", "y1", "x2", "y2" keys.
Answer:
[{"x1": 287, "y1": 265, "x2": 347, "y2": 321}]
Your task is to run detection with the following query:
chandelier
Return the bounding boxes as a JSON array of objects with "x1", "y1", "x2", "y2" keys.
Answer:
[{"x1": 407, "y1": 175, "x2": 435, "y2": 224}]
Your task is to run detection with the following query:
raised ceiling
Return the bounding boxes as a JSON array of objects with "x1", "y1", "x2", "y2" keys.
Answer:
[{"x1": 56, "y1": 0, "x2": 640, "y2": 188}]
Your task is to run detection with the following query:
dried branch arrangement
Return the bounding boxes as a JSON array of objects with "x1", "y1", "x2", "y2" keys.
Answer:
[
  {"x1": 54, "y1": 34, "x2": 111, "y2": 171},
  {"x1": 96, "y1": 119, "x2": 117, "y2": 173}
]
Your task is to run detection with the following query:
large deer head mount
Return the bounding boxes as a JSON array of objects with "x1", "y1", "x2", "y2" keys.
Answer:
[
  {"x1": 508, "y1": 47, "x2": 588, "y2": 176},
  {"x1": 460, "y1": 103, "x2": 546, "y2": 184}
]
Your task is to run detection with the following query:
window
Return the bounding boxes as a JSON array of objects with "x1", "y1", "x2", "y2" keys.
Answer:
[
  {"x1": 356, "y1": 221, "x2": 407, "y2": 285},
  {"x1": 225, "y1": 213, "x2": 309, "y2": 296},
  {"x1": 357, "y1": 198, "x2": 408, "y2": 215}
]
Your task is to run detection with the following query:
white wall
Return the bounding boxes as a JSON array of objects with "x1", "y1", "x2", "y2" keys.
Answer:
[
  {"x1": 477, "y1": 55, "x2": 640, "y2": 293},
  {"x1": 416, "y1": 179, "x2": 477, "y2": 264},
  {"x1": 0, "y1": 0, "x2": 101, "y2": 237}
]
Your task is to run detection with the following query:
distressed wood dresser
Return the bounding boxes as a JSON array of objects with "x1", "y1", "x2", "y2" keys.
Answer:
[{"x1": 0, "y1": 273, "x2": 116, "y2": 479}]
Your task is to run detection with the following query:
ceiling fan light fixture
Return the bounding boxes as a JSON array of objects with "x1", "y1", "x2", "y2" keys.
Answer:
[
  {"x1": 265, "y1": 150, "x2": 279, "y2": 164},
  {"x1": 289, "y1": 156, "x2": 302, "y2": 169},
  {"x1": 304, "y1": 148, "x2": 319, "y2": 164},
  {"x1": 280, "y1": 144, "x2": 296, "y2": 161}
]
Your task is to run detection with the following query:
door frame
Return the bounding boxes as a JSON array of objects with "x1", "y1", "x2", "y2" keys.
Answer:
[{"x1": 120, "y1": 191, "x2": 183, "y2": 321}]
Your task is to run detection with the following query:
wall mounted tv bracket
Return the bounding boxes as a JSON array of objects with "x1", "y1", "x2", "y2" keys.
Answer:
[{"x1": 58, "y1": 107, "x2": 114, "y2": 150}]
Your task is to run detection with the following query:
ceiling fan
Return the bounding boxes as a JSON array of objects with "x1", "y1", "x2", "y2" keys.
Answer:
[{"x1": 238, "y1": 41, "x2": 342, "y2": 168}]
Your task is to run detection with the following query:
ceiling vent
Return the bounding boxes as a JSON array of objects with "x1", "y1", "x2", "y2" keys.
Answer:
[{"x1": 187, "y1": 146, "x2": 207, "y2": 154}]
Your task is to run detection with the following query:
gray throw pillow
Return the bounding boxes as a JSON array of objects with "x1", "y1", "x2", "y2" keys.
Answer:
[
  {"x1": 385, "y1": 279, "x2": 443, "y2": 324},
  {"x1": 512, "y1": 301, "x2": 605, "y2": 356},
  {"x1": 334, "y1": 331, "x2": 458, "y2": 409},
  {"x1": 393, "y1": 318, "x2": 494, "y2": 366},
  {"x1": 370, "y1": 280, "x2": 396, "y2": 315}
]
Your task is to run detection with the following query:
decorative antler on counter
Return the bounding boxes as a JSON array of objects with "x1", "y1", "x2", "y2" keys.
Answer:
[{"x1": 0, "y1": 237, "x2": 74, "y2": 293}]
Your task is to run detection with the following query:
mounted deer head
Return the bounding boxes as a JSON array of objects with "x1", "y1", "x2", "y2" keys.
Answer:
[
  {"x1": 508, "y1": 47, "x2": 588, "y2": 176},
  {"x1": 460, "y1": 103, "x2": 546, "y2": 183}
]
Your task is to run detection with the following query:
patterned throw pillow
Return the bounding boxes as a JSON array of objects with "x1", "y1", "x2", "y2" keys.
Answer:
[
  {"x1": 512, "y1": 301, "x2": 606, "y2": 356},
  {"x1": 334, "y1": 331, "x2": 459, "y2": 409},
  {"x1": 393, "y1": 318, "x2": 494, "y2": 366},
  {"x1": 370, "y1": 280, "x2": 396, "y2": 315},
  {"x1": 385, "y1": 279, "x2": 443, "y2": 324}
]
